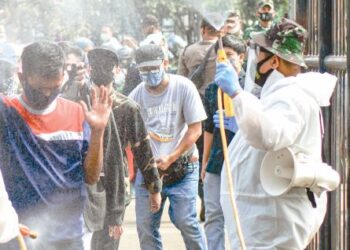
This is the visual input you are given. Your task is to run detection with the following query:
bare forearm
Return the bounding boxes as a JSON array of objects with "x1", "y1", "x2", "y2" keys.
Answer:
[
  {"x1": 169, "y1": 122, "x2": 202, "y2": 162},
  {"x1": 84, "y1": 129, "x2": 104, "y2": 184},
  {"x1": 202, "y1": 131, "x2": 213, "y2": 166}
]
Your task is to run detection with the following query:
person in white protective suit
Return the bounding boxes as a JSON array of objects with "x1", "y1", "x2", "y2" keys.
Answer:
[
  {"x1": 0, "y1": 170, "x2": 18, "y2": 243},
  {"x1": 215, "y1": 18, "x2": 338, "y2": 249}
]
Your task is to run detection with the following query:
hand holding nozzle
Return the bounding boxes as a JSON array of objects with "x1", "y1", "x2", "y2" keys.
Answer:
[
  {"x1": 19, "y1": 224, "x2": 38, "y2": 239},
  {"x1": 16, "y1": 224, "x2": 38, "y2": 250},
  {"x1": 215, "y1": 62, "x2": 242, "y2": 97},
  {"x1": 216, "y1": 35, "x2": 238, "y2": 117}
]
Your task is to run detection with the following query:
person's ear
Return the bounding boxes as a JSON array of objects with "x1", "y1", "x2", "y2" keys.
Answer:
[
  {"x1": 149, "y1": 25, "x2": 155, "y2": 33},
  {"x1": 162, "y1": 60, "x2": 169, "y2": 71},
  {"x1": 270, "y1": 55, "x2": 280, "y2": 69},
  {"x1": 238, "y1": 53, "x2": 245, "y2": 64},
  {"x1": 17, "y1": 72, "x2": 24, "y2": 83},
  {"x1": 112, "y1": 65, "x2": 119, "y2": 74},
  {"x1": 200, "y1": 27, "x2": 205, "y2": 36},
  {"x1": 86, "y1": 65, "x2": 92, "y2": 76}
]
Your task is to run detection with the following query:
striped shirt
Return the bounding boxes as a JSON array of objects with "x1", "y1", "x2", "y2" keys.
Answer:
[{"x1": 0, "y1": 95, "x2": 90, "y2": 241}]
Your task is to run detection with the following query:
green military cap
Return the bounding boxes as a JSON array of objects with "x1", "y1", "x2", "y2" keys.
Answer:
[
  {"x1": 251, "y1": 18, "x2": 308, "y2": 68},
  {"x1": 257, "y1": 0, "x2": 274, "y2": 10}
]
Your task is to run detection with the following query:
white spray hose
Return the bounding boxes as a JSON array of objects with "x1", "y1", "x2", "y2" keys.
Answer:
[{"x1": 217, "y1": 88, "x2": 246, "y2": 250}]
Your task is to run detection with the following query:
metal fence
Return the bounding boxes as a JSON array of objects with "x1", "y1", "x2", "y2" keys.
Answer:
[{"x1": 294, "y1": 0, "x2": 349, "y2": 249}]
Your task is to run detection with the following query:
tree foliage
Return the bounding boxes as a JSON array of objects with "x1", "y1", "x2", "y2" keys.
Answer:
[{"x1": 0, "y1": 0, "x2": 288, "y2": 44}]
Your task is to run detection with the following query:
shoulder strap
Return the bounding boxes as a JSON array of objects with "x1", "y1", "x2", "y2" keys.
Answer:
[
  {"x1": 181, "y1": 43, "x2": 192, "y2": 57},
  {"x1": 188, "y1": 44, "x2": 215, "y2": 84},
  {"x1": 202, "y1": 44, "x2": 215, "y2": 68}
]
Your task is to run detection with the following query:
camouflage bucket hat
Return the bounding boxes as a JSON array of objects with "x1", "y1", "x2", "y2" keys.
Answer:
[
  {"x1": 257, "y1": 0, "x2": 274, "y2": 10},
  {"x1": 251, "y1": 18, "x2": 308, "y2": 68}
]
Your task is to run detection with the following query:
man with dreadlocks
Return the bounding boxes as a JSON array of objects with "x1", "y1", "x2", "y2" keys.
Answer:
[{"x1": 215, "y1": 19, "x2": 337, "y2": 249}]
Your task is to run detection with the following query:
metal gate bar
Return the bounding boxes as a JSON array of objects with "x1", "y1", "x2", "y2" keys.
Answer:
[{"x1": 297, "y1": 0, "x2": 349, "y2": 249}]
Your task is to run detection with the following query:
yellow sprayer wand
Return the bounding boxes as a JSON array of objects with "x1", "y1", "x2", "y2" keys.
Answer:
[
  {"x1": 217, "y1": 35, "x2": 246, "y2": 250},
  {"x1": 217, "y1": 37, "x2": 235, "y2": 117}
]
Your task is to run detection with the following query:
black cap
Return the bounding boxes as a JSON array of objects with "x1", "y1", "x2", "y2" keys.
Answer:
[
  {"x1": 135, "y1": 44, "x2": 164, "y2": 68},
  {"x1": 87, "y1": 48, "x2": 118, "y2": 70}
]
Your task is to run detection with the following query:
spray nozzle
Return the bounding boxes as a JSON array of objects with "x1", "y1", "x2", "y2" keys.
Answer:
[{"x1": 20, "y1": 224, "x2": 38, "y2": 239}]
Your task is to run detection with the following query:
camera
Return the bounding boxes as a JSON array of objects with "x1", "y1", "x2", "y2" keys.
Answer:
[{"x1": 66, "y1": 64, "x2": 84, "y2": 82}]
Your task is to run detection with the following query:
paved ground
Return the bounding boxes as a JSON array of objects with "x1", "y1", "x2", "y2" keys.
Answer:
[
  {"x1": 119, "y1": 198, "x2": 187, "y2": 249},
  {"x1": 84, "y1": 197, "x2": 230, "y2": 249}
]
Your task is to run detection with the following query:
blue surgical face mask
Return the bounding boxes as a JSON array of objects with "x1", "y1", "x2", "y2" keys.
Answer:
[{"x1": 140, "y1": 68, "x2": 165, "y2": 88}]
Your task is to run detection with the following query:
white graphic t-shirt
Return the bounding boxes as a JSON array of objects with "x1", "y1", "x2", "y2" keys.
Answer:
[{"x1": 129, "y1": 74, "x2": 207, "y2": 157}]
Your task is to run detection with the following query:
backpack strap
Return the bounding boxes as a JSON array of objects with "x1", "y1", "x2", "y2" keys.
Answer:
[{"x1": 188, "y1": 44, "x2": 215, "y2": 88}]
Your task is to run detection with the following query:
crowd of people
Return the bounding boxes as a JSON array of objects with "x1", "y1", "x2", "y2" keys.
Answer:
[{"x1": 0, "y1": 0, "x2": 339, "y2": 250}]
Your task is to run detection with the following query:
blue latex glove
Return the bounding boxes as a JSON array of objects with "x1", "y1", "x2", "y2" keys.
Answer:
[
  {"x1": 215, "y1": 62, "x2": 242, "y2": 97},
  {"x1": 213, "y1": 110, "x2": 239, "y2": 133}
]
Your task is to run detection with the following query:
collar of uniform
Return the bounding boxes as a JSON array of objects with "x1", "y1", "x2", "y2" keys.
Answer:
[
  {"x1": 260, "y1": 70, "x2": 285, "y2": 98},
  {"x1": 199, "y1": 39, "x2": 217, "y2": 45}
]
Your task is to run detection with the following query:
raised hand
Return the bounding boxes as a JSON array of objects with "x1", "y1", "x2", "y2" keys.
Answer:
[{"x1": 80, "y1": 86, "x2": 112, "y2": 132}]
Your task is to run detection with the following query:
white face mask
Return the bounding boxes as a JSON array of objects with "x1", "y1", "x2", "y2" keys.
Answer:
[
  {"x1": 229, "y1": 25, "x2": 241, "y2": 36},
  {"x1": 100, "y1": 33, "x2": 110, "y2": 42},
  {"x1": 244, "y1": 47, "x2": 267, "y2": 98},
  {"x1": 251, "y1": 83, "x2": 262, "y2": 98},
  {"x1": 63, "y1": 70, "x2": 69, "y2": 84},
  {"x1": 113, "y1": 73, "x2": 125, "y2": 86},
  {"x1": 248, "y1": 57, "x2": 257, "y2": 82}
]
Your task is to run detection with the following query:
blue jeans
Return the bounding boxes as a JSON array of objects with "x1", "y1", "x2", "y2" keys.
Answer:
[
  {"x1": 203, "y1": 172, "x2": 225, "y2": 250},
  {"x1": 135, "y1": 162, "x2": 207, "y2": 250}
]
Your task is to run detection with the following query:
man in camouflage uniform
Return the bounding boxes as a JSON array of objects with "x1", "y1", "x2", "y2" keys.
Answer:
[
  {"x1": 243, "y1": 0, "x2": 276, "y2": 41},
  {"x1": 223, "y1": 10, "x2": 243, "y2": 38}
]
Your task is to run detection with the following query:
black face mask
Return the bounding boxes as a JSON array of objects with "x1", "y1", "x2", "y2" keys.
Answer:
[
  {"x1": 90, "y1": 68, "x2": 114, "y2": 87},
  {"x1": 259, "y1": 12, "x2": 273, "y2": 22},
  {"x1": 254, "y1": 54, "x2": 274, "y2": 87},
  {"x1": 23, "y1": 81, "x2": 61, "y2": 110}
]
